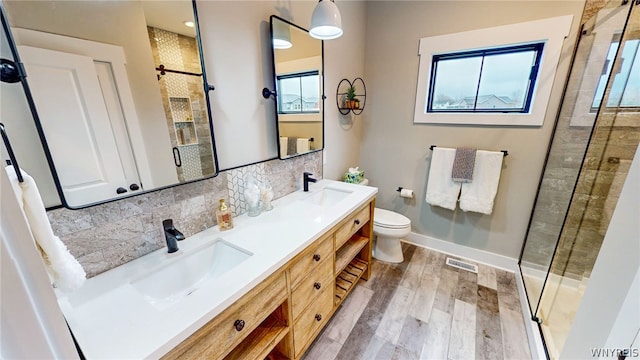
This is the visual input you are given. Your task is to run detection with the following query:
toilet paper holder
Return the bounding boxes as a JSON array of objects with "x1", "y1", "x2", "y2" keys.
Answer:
[{"x1": 396, "y1": 187, "x2": 414, "y2": 198}]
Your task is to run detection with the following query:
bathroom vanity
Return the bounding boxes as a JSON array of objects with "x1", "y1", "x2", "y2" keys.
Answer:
[{"x1": 55, "y1": 180, "x2": 376, "y2": 359}]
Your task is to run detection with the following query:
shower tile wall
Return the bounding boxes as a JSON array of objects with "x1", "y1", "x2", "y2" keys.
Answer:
[
  {"x1": 521, "y1": 1, "x2": 638, "y2": 281},
  {"x1": 550, "y1": 13, "x2": 640, "y2": 280},
  {"x1": 148, "y1": 27, "x2": 214, "y2": 182},
  {"x1": 47, "y1": 152, "x2": 322, "y2": 278},
  {"x1": 520, "y1": 31, "x2": 594, "y2": 275}
]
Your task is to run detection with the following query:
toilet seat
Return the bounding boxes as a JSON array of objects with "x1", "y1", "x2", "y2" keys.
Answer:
[{"x1": 374, "y1": 208, "x2": 410, "y2": 229}]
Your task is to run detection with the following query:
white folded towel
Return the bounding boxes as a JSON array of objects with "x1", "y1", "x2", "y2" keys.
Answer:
[
  {"x1": 297, "y1": 138, "x2": 310, "y2": 153},
  {"x1": 459, "y1": 150, "x2": 504, "y2": 215},
  {"x1": 425, "y1": 147, "x2": 461, "y2": 210},
  {"x1": 6, "y1": 166, "x2": 86, "y2": 291},
  {"x1": 279, "y1": 137, "x2": 288, "y2": 158}
]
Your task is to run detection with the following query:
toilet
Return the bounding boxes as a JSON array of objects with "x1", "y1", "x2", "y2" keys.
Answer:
[
  {"x1": 373, "y1": 208, "x2": 411, "y2": 263},
  {"x1": 351, "y1": 178, "x2": 411, "y2": 263}
]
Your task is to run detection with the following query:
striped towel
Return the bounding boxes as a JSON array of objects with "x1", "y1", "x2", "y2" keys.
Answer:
[
  {"x1": 451, "y1": 148, "x2": 477, "y2": 183},
  {"x1": 287, "y1": 137, "x2": 297, "y2": 156}
]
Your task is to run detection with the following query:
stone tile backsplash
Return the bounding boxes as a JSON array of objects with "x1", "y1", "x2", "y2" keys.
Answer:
[{"x1": 48, "y1": 152, "x2": 322, "y2": 278}]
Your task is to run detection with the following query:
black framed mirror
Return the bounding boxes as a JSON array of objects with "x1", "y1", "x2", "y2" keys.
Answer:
[
  {"x1": 268, "y1": 15, "x2": 324, "y2": 160},
  {"x1": 0, "y1": 0, "x2": 218, "y2": 209}
]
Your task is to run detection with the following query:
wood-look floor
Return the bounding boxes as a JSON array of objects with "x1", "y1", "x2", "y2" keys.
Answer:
[{"x1": 303, "y1": 243, "x2": 532, "y2": 360}]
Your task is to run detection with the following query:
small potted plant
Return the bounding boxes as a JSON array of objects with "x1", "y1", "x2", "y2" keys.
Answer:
[{"x1": 346, "y1": 85, "x2": 356, "y2": 109}]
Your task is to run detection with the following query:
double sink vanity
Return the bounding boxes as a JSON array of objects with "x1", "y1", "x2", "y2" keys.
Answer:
[{"x1": 56, "y1": 180, "x2": 377, "y2": 359}]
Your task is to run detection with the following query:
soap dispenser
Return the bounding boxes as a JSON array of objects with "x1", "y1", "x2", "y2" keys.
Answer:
[{"x1": 216, "y1": 198, "x2": 234, "y2": 231}]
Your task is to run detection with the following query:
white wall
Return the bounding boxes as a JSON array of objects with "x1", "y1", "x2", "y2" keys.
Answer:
[
  {"x1": 359, "y1": 1, "x2": 585, "y2": 259},
  {"x1": 561, "y1": 146, "x2": 640, "y2": 359},
  {"x1": 197, "y1": 1, "x2": 366, "y2": 178}
]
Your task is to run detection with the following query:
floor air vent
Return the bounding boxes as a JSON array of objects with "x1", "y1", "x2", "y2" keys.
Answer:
[{"x1": 445, "y1": 257, "x2": 478, "y2": 273}]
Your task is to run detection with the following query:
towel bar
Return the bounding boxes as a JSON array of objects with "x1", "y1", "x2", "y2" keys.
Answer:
[
  {"x1": 429, "y1": 145, "x2": 508, "y2": 157},
  {"x1": 0, "y1": 123, "x2": 24, "y2": 182}
]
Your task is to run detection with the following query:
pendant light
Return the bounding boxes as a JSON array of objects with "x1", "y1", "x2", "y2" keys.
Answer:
[
  {"x1": 273, "y1": 20, "x2": 292, "y2": 49},
  {"x1": 309, "y1": 0, "x2": 343, "y2": 40}
]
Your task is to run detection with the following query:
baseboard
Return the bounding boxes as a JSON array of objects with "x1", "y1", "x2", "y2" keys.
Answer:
[
  {"x1": 404, "y1": 232, "x2": 546, "y2": 359},
  {"x1": 404, "y1": 232, "x2": 518, "y2": 272}
]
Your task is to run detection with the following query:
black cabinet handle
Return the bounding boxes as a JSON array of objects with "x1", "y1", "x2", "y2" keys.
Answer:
[
  {"x1": 129, "y1": 184, "x2": 140, "y2": 191},
  {"x1": 314, "y1": 282, "x2": 321, "y2": 290},
  {"x1": 354, "y1": 219, "x2": 360, "y2": 225},
  {"x1": 313, "y1": 254, "x2": 321, "y2": 262},
  {"x1": 234, "y1": 319, "x2": 245, "y2": 331},
  {"x1": 207, "y1": 84, "x2": 215, "y2": 91},
  {"x1": 172, "y1": 147, "x2": 182, "y2": 167},
  {"x1": 116, "y1": 187, "x2": 127, "y2": 194},
  {"x1": 315, "y1": 314, "x2": 322, "y2": 322}
]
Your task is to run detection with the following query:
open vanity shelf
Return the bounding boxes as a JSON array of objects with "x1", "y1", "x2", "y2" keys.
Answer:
[
  {"x1": 333, "y1": 202, "x2": 373, "y2": 308},
  {"x1": 224, "y1": 304, "x2": 290, "y2": 360},
  {"x1": 335, "y1": 258, "x2": 368, "y2": 306},
  {"x1": 335, "y1": 235, "x2": 369, "y2": 275}
]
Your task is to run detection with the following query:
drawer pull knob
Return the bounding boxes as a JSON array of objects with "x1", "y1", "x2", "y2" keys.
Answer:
[
  {"x1": 354, "y1": 219, "x2": 360, "y2": 225},
  {"x1": 314, "y1": 282, "x2": 321, "y2": 290},
  {"x1": 313, "y1": 254, "x2": 321, "y2": 261},
  {"x1": 315, "y1": 314, "x2": 322, "y2": 322},
  {"x1": 234, "y1": 319, "x2": 245, "y2": 331}
]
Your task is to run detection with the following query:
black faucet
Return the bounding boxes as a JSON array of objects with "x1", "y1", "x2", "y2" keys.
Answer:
[
  {"x1": 303, "y1": 172, "x2": 317, "y2": 192},
  {"x1": 163, "y1": 219, "x2": 185, "y2": 253}
]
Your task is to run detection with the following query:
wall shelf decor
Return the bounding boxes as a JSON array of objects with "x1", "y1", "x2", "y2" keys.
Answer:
[{"x1": 336, "y1": 77, "x2": 366, "y2": 115}]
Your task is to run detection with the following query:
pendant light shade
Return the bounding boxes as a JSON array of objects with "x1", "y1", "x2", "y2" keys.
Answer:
[
  {"x1": 273, "y1": 20, "x2": 292, "y2": 49},
  {"x1": 309, "y1": 0, "x2": 343, "y2": 40}
]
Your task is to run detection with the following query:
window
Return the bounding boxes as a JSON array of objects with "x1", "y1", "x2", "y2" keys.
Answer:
[
  {"x1": 591, "y1": 35, "x2": 640, "y2": 111},
  {"x1": 428, "y1": 43, "x2": 544, "y2": 113},
  {"x1": 277, "y1": 71, "x2": 320, "y2": 114},
  {"x1": 413, "y1": 15, "x2": 573, "y2": 126}
]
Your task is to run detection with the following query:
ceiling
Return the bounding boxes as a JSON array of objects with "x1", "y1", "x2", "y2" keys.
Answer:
[{"x1": 141, "y1": 0, "x2": 196, "y2": 38}]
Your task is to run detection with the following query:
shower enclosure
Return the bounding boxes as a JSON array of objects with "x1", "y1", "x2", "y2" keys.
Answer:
[{"x1": 519, "y1": 0, "x2": 639, "y2": 358}]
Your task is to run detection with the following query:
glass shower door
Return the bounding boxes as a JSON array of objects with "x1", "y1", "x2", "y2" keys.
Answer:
[{"x1": 519, "y1": 0, "x2": 638, "y2": 358}]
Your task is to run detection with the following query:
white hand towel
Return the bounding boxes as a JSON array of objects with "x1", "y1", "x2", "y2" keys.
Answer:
[
  {"x1": 297, "y1": 138, "x2": 310, "y2": 153},
  {"x1": 279, "y1": 137, "x2": 288, "y2": 158},
  {"x1": 459, "y1": 150, "x2": 503, "y2": 215},
  {"x1": 6, "y1": 166, "x2": 86, "y2": 291},
  {"x1": 425, "y1": 147, "x2": 461, "y2": 210}
]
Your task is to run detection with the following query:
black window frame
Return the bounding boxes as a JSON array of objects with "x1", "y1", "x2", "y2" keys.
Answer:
[
  {"x1": 276, "y1": 70, "x2": 320, "y2": 115},
  {"x1": 427, "y1": 42, "x2": 545, "y2": 114}
]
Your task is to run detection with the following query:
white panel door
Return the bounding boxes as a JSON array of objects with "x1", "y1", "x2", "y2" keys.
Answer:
[{"x1": 18, "y1": 45, "x2": 128, "y2": 207}]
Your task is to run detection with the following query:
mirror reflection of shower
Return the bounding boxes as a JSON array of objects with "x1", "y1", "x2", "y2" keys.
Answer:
[{"x1": 148, "y1": 27, "x2": 215, "y2": 182}]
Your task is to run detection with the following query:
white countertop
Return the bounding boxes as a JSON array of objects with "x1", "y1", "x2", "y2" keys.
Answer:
[{"x1": 56, "y1": 179, "x2": 377, "y2": 359}]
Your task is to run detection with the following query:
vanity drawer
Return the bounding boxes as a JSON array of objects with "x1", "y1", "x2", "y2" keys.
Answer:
[
  {"x1": 291, "y1": 258, "x2": 333, "y2": 321},
  {"x1": 162, "y1": 272, "x2": 287, "y2": 360},
  {"x1": 289, "y1": 233, "x2": 333, "y2": 289},
  {"x1": 335, "y1": 203, "x2": 370, "y2": 250},
  {"x1": 293, "y1": 286, "x2": 334, "y2": 357}
]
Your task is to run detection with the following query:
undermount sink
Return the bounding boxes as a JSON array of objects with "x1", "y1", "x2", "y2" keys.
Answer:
[
  {"x1": 304, "y1": 187, "x2": 353, "y2": 207},
  {"x1": 130, "y1": 239, "x2": 252, "y2": 309}
]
